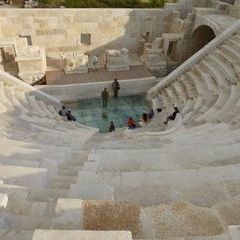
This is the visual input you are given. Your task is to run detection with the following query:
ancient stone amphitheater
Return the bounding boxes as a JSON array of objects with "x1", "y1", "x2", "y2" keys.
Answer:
[{"x1": 0, "y1": 1, "x2": 240, "y2": 240}]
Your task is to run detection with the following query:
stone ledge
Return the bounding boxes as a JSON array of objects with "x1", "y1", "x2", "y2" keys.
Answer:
[{"x1": 32, "y1": 230, "x2": 132, "y2": 240}]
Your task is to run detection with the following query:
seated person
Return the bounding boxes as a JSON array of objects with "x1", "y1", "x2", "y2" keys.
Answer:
[
  {"x1": 148, "y1": 108, "x2": 154, "y2": 120},
  {"x1": 142, "y1": 112, "x2": 148, "y2": 123},
  {"x1": 127, "y1": 117, "x2": 137, "y2": 130},
  {"x1": 164, "y1": 107, "x2": 180, "y2": 125},
  {"x1": 66, "y1": 109, "x2": 76, "y2": 121},
  {"x1": 59, "y1": 105, "x2": 68, "y2": 117},
  {"x1": 108, "y1": 121, "x2": 116, "y2": 132}
]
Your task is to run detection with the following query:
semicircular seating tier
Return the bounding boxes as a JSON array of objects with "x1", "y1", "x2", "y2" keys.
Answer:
[{"x1": 1, "y1": 18, "x2": 240, "y2": 240}]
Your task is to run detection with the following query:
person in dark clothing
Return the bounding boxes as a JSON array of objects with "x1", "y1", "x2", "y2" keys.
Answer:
[
  {"x1": 66, "y1": 110, "x2": 76, "y2": 121},
  {"x1": 142, "y1": 112, "x2": 148, "y2": 123},
  {"x1": 108, "y1": 121, "x2": 116, "y2": 132},
  {"x1": 112, "y1": 78, "x2": 120, "y2": 98},
  {"x1": 148, "y1": 108, "x2": 154, "y2": 120},
  {"x1": 59, "y1": 105, "x2": 68, "y2": 117},
  {"x1": 101, "y1": 88, "x2": 109, "y2": 108},
  {"x1": 164, "y1": 107, "x2": 180, "y2": 124}
]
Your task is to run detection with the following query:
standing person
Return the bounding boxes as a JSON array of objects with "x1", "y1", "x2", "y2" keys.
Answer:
[
  {"x1": 112, "y1": 78, "x2": 120, "y2": 98},
  {"x1": 101, "y1": 88, "x2": 109, "y2": 108},
  {"x1": 92, "y1": 55, "x2": 99, "y2": 72},
  {"x1": 108, "y1": 121, "x2": 116, "y2": 132}
]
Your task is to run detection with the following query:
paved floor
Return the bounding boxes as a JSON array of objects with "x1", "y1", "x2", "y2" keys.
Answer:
[
  {"x1": 46, "y1": 65, "x2": 153, "y2": 85},
  {"x1": 66, "y1": 95, "x2": 150, "y2": 133}
]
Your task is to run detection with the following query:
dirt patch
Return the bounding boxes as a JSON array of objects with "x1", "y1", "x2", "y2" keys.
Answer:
[
  {"x1": 83, "y1": 200, "x2": 143, "y2": 238},
  {"x1": 143, "y1": 201, "x2": 224, "y2": 238}
]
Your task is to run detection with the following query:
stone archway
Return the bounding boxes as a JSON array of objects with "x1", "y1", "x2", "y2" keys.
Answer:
[{"x1": 190, "y1": 25, "x2": 216, "y2": 56}]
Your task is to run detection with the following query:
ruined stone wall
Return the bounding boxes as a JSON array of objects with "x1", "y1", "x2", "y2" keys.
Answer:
[{"x1": 0, "y1": 9, "x2": 166, "y2": 69}]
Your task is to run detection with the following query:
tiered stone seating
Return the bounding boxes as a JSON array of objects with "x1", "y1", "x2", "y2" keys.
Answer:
[
  {"x1": 0, "y1": 13, "x2": 240, "y2": 240},
  {"x1": 0, "y1": 71, "x2": 106, "y2": 239},
  {"x1": 58, "y1": 19, "x2": 240, "y2": 240}
]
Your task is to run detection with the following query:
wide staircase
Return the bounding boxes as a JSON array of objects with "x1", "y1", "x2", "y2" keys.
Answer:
[{"x1": 1, "y1": 16, "x2": 240, "y2": 240}]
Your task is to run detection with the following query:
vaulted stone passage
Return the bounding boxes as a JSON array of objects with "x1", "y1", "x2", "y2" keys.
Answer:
[{"x1": 190, "y1": 25, "x2": 216, "y2": 55}]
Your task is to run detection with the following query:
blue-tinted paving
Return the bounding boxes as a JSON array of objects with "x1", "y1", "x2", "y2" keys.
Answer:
[{"x1": 66, "y1": 95, "x2": 151, "y2": 133}]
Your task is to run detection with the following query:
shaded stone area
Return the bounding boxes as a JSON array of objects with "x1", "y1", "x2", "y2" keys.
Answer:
[
  {"x1": 46, "y1": 65, "x2": 153, "y2": 85},
  {"x1": 83, "y1": 200, "x2": 143, "y2": 238},
  {"x1": 189, "y1": 25, "x2": 216, "y2": 57}
]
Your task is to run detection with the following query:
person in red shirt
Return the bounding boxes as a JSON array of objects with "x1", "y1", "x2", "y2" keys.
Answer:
[{"x1": 127, "y1": 117, "x2": 137, "y2": 130}]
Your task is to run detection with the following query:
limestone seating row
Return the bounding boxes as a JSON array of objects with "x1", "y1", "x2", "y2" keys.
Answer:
[
  {"x1": 2, "y1": 24, "x2": 240, "y2": 240},
  {"x1": 98, "y1": 122, "x2": 233, "y2": 149},
  {"x1": 81, "y1": 144, "x2": 240, "y2": 172},
  {"x1": 116, "y1": 20, "x2": 240, "y2": 239},
  {"x1": 70, "y1": 120, "x2": 240, "y2": 211},
  {"x1": 0, "y1": 74, "x2": 102, "y2": 233},
  {"x1": 73, "y1": 163, "x2": 240, "y2": 204},
  {"x1": 33, "y1": 195, "x2": 239, "y2": 239},
  {"x1": 0, "y1": 148, "x2": 90, "y2": 227},
  {"x1": 153, "y1": 31, "x2": 240, "y2": 125},
  {"x1": 58, "y1": 19, "x2": 240, "y2": 240},
  {"x1": 0, "y1": 79, "x2": 97, "y2": 138}
]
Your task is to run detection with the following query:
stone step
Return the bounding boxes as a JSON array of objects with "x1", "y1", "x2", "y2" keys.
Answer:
[
  {"x1": 28, "y1": 188, "x2": 69, "y2": 202},
  {"x1": 69, "y1": 184, "x2": 114, "y2": 200},
  {"x1": 0, "y1": 229, "x2": 34, "y2": 240},
  {"x1": 0, "y1": 157, "x2": 40, "y2": 168},
  {"x1": 4, "y1": 212, "x2": 52, "y2": 230},
  {"x1": 91, "y1": 143, "x2": 240, "y2": 172},
  {"x1": 229, "y1": 225, "x2": 240, "y2": 240},
  {"x1": 0, "y1": 165, "x2": 47, "y2": 189},
  {"x1": 58, "y1": 168, "x2": 80, "y2": 176},
  {"x1": 6, "y1": 200, "x2": 48, "y2": 216},
  {"x1": 48, "y1": 177, "x2": 77, "y2": 189},
  {"x1": 32, "y1": 230, "x2": 132, "y2": 240},
  {"x1": 52, "y1": 198, "x2": 141, "y2": 237},
  {"x1": 0, "y1": 183, "x2": 29, "y2": 201},
  {"x1": 113, "y1": 164, "x2": 240, "y2": 187}
]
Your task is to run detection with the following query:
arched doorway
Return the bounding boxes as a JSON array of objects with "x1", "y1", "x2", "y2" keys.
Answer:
[{"x1": 190, "y1": 25, "x2": 216, "y2": 56}]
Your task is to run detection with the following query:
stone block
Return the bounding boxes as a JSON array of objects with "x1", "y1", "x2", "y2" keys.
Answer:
[
  {"x1": 32, "y1": 230, "x2": 132, "y2": 240},
  {"x1": 83, "y1": 200, "x2": 142, "y2": 238},
  {"x1": 0, "y1": 193, "x2": 8, "y2": 208},
  {"x1": 69, "y1": 184, "x2": 114, "y2": 200},
  {"x1": 52, "y1": 198, "x2": 83, "y2": 229},
  {"x1": 229, "y1": 225, "x2": 240, "y2": 240}
]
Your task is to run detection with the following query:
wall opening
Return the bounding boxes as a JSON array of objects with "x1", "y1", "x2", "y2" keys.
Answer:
[
  {"x1": 80, "y1": 34, "x2": 91, "y2": 45},
  {"x1": 190, "y1": 25, "x2": 216, "y2": 56},
  {"x1": 19, "y1": 35, "x2": 32, "y2": 46}
]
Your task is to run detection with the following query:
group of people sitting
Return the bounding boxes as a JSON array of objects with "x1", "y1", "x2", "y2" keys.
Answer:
[
  {"x1": 108, "y1": 106, "x2": 180, "y2": 133},
  {"x1": 140, "y1": 108, "x2": 155, "y2": 124},
  {"x1": 108, "y1": 117, "x2": 137, "y2": 132},
  {"x1": 59, "y1": 106, "x2": 76, "y2": 121}
]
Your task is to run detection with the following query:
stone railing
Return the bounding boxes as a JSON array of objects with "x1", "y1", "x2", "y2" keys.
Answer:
[{"x1": 147, "y1": 18, "x2": 240, "y2": 98}]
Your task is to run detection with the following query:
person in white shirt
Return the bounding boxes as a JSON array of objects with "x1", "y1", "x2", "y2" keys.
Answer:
[{"x1": 92, "y1": 55, "x2": 99, "y2": 72}]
